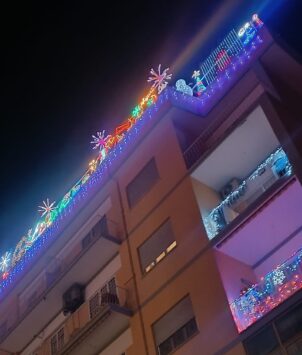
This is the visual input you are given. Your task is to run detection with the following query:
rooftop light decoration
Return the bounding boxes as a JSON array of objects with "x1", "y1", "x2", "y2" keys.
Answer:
[
  {"x1": 0, "y1": 13, "x2": 265, "y2": 294},
  {"x1": 0, "y1": 63, "x2": 168, "y2": 289},
  {"x1": 175, "y1": 13, "x2": 264, "y2": 97}
]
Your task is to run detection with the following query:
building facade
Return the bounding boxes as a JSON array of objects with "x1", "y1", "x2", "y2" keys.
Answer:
[{"x1": 0, "y1": 14, "x2": 302, "y2": 355}]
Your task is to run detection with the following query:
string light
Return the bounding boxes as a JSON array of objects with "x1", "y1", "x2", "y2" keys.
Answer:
[
  {"x1": 230, "y1": 248, "x2": 302, "y2": 332},
  {"x1": 205, "y1": 148, "x2": 293, "y2": 239},
  {"x1": 0, "y1": 15, "x2": 266, "y2": 295}
]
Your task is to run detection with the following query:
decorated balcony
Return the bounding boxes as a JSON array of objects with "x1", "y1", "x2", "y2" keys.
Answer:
[
  {"x1": 213, "y1": 176, "x2": 302, "y2": 334},
  {"x1": 230, "y1": 248, "x2": 302, "y2": 332},
  {"x1": 204, "y1": 147, "x2": 292, "y2": 240}
]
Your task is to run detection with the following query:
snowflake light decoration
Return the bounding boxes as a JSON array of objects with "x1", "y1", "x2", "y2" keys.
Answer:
[
  {"x1": 90, "y1": 130, "x2": 108, "y2": 152},
  {"x1": 38, "y1": 198, "x2": 56, "y2": 217},
  {"x1": 0, "y1": 252, "x2": 11, "y2": 272},
  {"x1": 147, "y1": 64, "x2": 172, "y2": 94},
  {"x1": 272, "y1": 268, "x2": 286, "y2": 286}
]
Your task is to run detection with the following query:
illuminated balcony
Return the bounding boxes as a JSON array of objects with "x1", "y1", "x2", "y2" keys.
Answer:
[
  {"x1": 191, "y1": 104, "x2": 294, "y2": 242},
  {"x1": 230, "y1": 248, "x2": 302, "y2": 332},
  {"x1": 213, "y1": 176, "x2": 302, "y2": 333},
  {"x1": 204, "y1": 147, "x2": 292, "y2": 240}
]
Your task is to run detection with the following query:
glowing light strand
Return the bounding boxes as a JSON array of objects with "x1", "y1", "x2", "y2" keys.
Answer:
[
  {"x1": 205, "y1": 148, "x2": 293, "y2": 239},
  {"x1": 0, "y1": 14, "x2": 265, "y2": 290},
  {"x1": 230, "y1": 248, "x2": 302, "y2": 332}
]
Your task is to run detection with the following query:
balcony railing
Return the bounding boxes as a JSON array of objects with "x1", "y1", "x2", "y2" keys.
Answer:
[
  {"x1": 0, "y1": 217, "x2": 120, "y2": 349},
  {"x1": 88, "y1": 280, "x2": 127, "y2": 319},
  {"x1": 203, "y1": 148, "x2": 292, "y2": 240},
  {"x1": 55, "y1": 284, "x2": 129, "y2": 354},
  {"x1": 230, "y1": 248, "x2": 302, "y2": 332}
]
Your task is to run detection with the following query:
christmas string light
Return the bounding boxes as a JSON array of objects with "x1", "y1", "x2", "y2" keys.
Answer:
[
  {"x1": 0, "y1": 14, "x2": 265, "y2": 294},
  {"x1": 205, "y1": 148, "x2": 292, "y2": 240},
  {"x1": 230, "y1": 248, "x2": 302, "y2": 332}
]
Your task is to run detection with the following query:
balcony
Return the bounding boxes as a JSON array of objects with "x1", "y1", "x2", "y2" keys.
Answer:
[
  {"x1": 56, "y1": 284, "x2": 131, "y2": 355},
  {"x1": 213, "y1": 177, "x2": 302, "y2": 333},
  {"x1": 0, "y1": 217, "x2": 121, "y2": 353},
  {"x1": 190, "y1": 104, "x2": 294, "y2": 241},
  {"x1": 204, "y1": 148, "x2": 292, "y2": 240},
  {"x1": 230, "y1": 248, "x2": 302, "y2": 332}
]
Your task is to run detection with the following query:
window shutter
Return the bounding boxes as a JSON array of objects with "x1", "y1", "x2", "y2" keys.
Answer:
[{"x1": 139, "y1": 220, "x2": 175, "y2": 272}]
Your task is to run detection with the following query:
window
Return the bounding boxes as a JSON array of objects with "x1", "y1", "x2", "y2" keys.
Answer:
[
  {"x1": 81, "y1": 232, "x2": 92, "y2": 249},
  {"x1": 244, "y1": 325, "x2": 280, "y2": 355},
  {"x1": 126, "y1": 158, "x2": 159, "y2": 208},
  {"x1": 138, "y1": 219, "x2": 176, "y2": 274},
  {"x1": 275, "y1": 302, "x2": 302, "y2": 344},
  {"x1": 50, "y1": 327, "x2": 64, "y2": 354},
  {"x1": 153, "y1": 296, "x2": 198, "y2": 355},
  {"x1": 244, "y1": 302, "x2": 302, "y2": 355}
]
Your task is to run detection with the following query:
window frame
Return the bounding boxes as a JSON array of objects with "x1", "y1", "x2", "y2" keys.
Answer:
[
  {"x1": 137, "y1": 218, "x2": 177, "y2": 276},
  {"x1": 126, "y1": 157, "x2": 160, "y2": 208},
  {"x1": 152, "y1": 295, "x2": 199, "y2": 355}
]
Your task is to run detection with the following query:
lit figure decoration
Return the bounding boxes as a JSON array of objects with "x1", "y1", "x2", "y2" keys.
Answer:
[
  {"x1": 38, "y1": 198, "x2": 56, "y2": 217},
  {"x1": 252, "y1": 14, "x2": 263, "y2": 29},
  {"x1": 175, "y1": 79, "x2": 193, "y2": 96},
  {"x1": 192, "y1": 70, "x2": 206, "y2": 96},
  {"x1": 148, "y1": 64, "x2": 172, "y2": 94},
  {"x1": 0, "y1": 252, "x2": 11, "y2": 273},
  {"x1": 90, "y1": 130, "x2": 108, "y2": 152}
]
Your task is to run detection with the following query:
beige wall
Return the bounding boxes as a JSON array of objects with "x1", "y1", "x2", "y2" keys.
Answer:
[{"x1": 214, "y1": 250, "x2": 257, "y2": 304}]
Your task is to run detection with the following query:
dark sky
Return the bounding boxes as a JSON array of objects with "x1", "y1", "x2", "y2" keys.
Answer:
[{"x1": 0, "y1": 0, "x2": 301, "y2": 252}]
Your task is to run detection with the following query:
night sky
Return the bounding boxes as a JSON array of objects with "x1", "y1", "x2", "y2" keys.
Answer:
[{"x1": 0, "y1": 0, "x2": 301, "y2": 252}]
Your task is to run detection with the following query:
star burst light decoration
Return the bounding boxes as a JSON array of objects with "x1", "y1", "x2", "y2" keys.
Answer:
[
  {"x1": 38, "y1": 198, "x2": 56, "y2": 217},
  {"x1": 147, "y1": 64, "x2": 172, "y2": 94},
  {"x1": 192, "y1": 70, "x2": 201, "y2": 79},
  {"x1": 0, "y1": 252, "x2": 11, "y2": 272},
  {"x1": 91, "y1": 130, "x2": 107, "y2": 151}
]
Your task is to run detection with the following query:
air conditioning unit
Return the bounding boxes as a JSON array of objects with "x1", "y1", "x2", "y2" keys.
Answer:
[
  {"x1": 220, "y1": 178, "x2": 241, "y2": 200},
  {"x1": 62, "y1": 283, "x2": 85, "y2": 315}
]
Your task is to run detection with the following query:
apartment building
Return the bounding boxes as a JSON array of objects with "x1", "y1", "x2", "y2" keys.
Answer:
[{"x1": 0, "y1": 14, "x2": 301, "y2": 355}]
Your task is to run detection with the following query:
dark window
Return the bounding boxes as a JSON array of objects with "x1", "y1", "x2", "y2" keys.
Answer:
[
  {"x1": 126, "y1": 158, "x2": 159, "y2": 208},
  {"x1": 81, "y1": 232, "x2": 92, "y2": 249},
  {"x1": 275, "y1": 303, "x2": 302, "y2": 343},
  {"x1": 50, "y1": 334, "x2": 58, "y2": 355},
  {"x1": 93, "y1": 215, "x2": 109, "y2": 238},
  {"x1": 244, "y1": 325, "x2": 281, "y2": 355},
  {"x1": 153, "y1": 296, "x2": 197, "y2": 355},
  {"x1": 138, "y1": 219, "x2": 176, "y2": 274}
]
